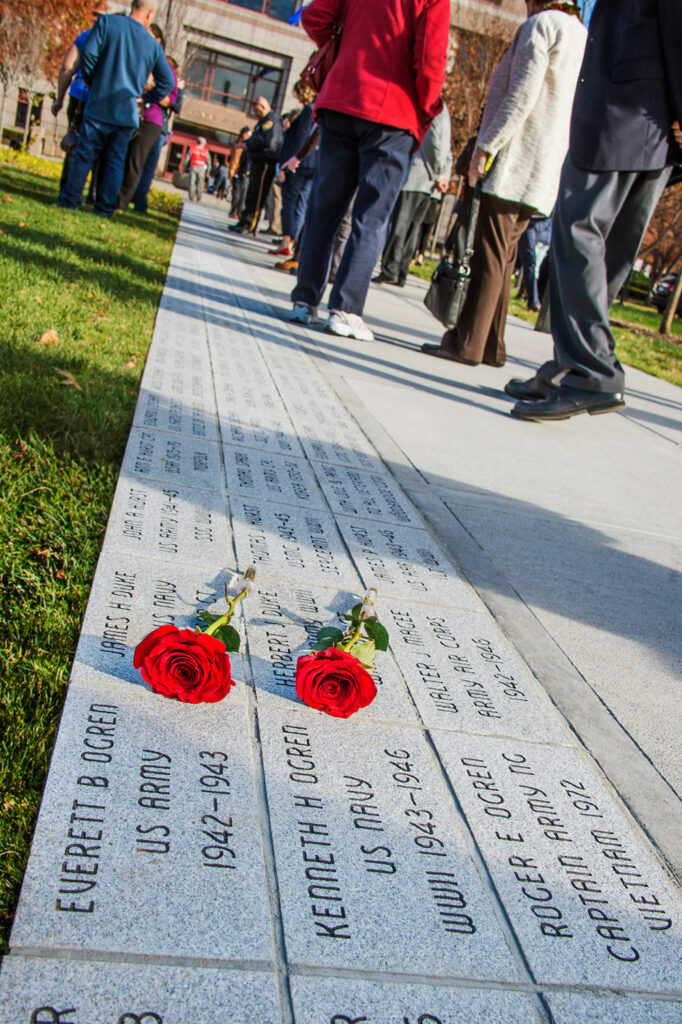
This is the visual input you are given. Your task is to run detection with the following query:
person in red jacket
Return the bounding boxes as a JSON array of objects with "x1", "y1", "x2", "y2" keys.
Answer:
[{"x1": 290, "y1": 0, "x2": 449, "y2": 341}]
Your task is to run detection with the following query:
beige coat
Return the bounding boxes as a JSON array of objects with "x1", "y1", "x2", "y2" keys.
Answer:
[{"x1": 477, "y1": 9, "x2": 587, "y2": 217}]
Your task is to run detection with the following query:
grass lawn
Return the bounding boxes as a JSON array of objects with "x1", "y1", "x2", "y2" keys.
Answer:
[
  {"x1": 410, "y1": 258, "x2": 682, "y2": 388},
  {"x1": 0, "y1": 150, "x2": 180, "y2": 954}
]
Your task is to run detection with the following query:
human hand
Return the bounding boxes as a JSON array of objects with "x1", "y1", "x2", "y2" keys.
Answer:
[
  {"x1": 51, "y1": 98, "x2": 62, "y2": 117},
  {"x1": 673, "y1": 121, "x2": 682, "y2": 148},
  {"x1": 468, "y1": 146, "x2": 489, "y2": 188},
  {"x1": 435, "y1": 176, "x2": 449, "y2": 194},
  {"x1": 280, "y1": 156, "x2": 299, "y2": 175},
  {"x1": 178, "y1": 79, "x2": 186, "y2": 89}
]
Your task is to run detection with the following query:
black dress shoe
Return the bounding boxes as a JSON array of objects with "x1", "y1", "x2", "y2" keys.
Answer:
[
  {"x1": 511, "y1": 386, "x2": 625, "y2": 421},
  {"x1": 504, "y1": 376, "x2": 557, "y2": 401},
  {"x1": 228, "y1": 223, "x2": 249, "y2": 234},
  {"x1": 372, "y1": 273, "x2": 399, "y2": 285},
  {"x1": 421, "y1": 344, "x2": 478, "y2": 365}
]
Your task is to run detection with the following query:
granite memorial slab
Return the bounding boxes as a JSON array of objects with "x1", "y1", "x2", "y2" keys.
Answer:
[
  {"x1": 120, "y1": 428, "x2": 223, "y2": 493},
  {"x1": 133, "y1": 390, "x2": 218, "y2": 444},
  {"x1": 264, "y1": 356, "x2": 382, "y2": 471},
  {"x1": 289, "y1": 976, "x2": 540, "y2": 1024},
  {"x1": 244, "y1": 581, "x2": 418, "y2": 725},
  {"x1": 72, "y1": 552, "x2": 240, "y2": 689},
  {"x1": 381, "y1": 601, "x2": 571, "y2": 743},
  {"x1": 337, "y1": 518, "x2": 484, "y2": 611},
  {"x1": 10, "y1": 677, "x2": 273, "y2": 962},
  {"x1": 231, "y1": 496, "x2": 361, "y2": 590},
  {"x1": 547, "y1": 991, "x2": 682, "y2": 1023},
  {"x1": 223, "y1": 446, "x2": 326, "y2": 510},
  {"x1": 435, "y1": 736, "x2": 682, "y2": 990},
  {"x1": 257, "y1": 706, "x2": 521, "y2": 980},
  {"x1": 314, "y1": 462, "x2": 423, "y2": 527},
  {"x1": 0, "y1": 956, "x2": 281, "y2": 1024},
  {"x1": 101, "y1": 475, "x2": 231, "y2": 568}
]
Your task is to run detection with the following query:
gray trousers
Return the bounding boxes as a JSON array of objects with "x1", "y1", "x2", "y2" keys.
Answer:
[
  {"x1": 382, "y1": 189, "x2": 432, "y2": 284},
  {"x1": 538, "y1": 158, "x2": 670, "y2": 394},
  {"x1": 188, "y1": 165, "x2": 205, "y2": 202}
]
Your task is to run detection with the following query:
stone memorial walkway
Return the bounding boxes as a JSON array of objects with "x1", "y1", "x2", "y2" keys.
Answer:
[{"x1": 0, "y1": 203, "x2": 680, "y2": 1023}]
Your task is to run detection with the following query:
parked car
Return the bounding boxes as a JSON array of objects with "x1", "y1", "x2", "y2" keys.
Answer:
[{"x1": 649, "y1": 273, "x2": 682, "y2": 314}]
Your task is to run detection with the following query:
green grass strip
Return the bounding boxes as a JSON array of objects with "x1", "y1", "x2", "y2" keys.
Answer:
[{"x1": 0, "y1": 151, "x2": 180, "y2": 953}]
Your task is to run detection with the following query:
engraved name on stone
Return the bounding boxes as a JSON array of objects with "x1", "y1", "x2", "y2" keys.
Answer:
[
  {"x1": 246, "y1": 583, "x2": 417, "y2": 724},
  {"x1": 231, "y1": 498, "x2": 360, "y2": 589},
  {"x1": 102, "y1": 478, "x2": 230, "y2": 567},
  {"x1": 9, "y1": 681, "x2": 272, "y2": 962},
  {"x1": 314, "y1": 463, "x2": 422, "y2": 527},
  {"x1": 383, "y1": 603, "x2": 570, "y2": 742},
  {"x1": 258, "y1": 710, "x2": 519, "y2": 979},
  {"x1": 338, "y1": 520, "x2": 482, "y2": 609},
  {"x1": 133, "y1": 390, "x2": 217, "y2": 443},
  {"x1": 73, "y1": 555, "x2": 233, "y2": 687},
  {"x1": 223, "y1": 447, "x2": 325, "y2": 509},
  {"x1": 436, "y1": 737, "x2": 682, "y2": 989},
  {"x1": 120, "y1": 429, "x2": 222, "y2": 492}
]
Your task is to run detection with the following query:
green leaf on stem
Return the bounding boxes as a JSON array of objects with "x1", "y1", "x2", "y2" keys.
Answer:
[
  {"x1": 310, "y1": 635, "x2": 340, "y2": 652},
  {"x1": 365, "y1": 621, "x2": 389, "y2": 652},
  {"x1": 316, "y1": 626, "x2": 344, "y2": 643},
  {"x1": 198, "y1": 611, "x2": 221, "y2": 628},
  {"x1": 350, "y1": 640, "x2": 375, "y2": 669},
  {"x1": 212, "y1": 623, "x2": 241, "y2": 653}
]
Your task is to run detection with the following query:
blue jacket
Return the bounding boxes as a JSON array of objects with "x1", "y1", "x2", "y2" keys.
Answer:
[
  {"x1": 569, "y1": 0, "x2": 682, "y2": 171},
  {"x1": 279, "y1": 104, "x2": 317, "y2": 174},
  {"x1": 80, "y1": 14, "x2": 174, "y2": 128}
]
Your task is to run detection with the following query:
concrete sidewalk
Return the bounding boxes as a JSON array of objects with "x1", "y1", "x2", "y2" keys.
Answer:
[
  {"x1": 1, "y1": 200, "x2": 680, "y2": 1024},
  {"x1": 224, "y1": 204, "x2": 682, "y2": 879}
]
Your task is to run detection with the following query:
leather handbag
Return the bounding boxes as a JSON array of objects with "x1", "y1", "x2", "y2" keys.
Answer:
[
  {"x1": 424, "y1": 182, "x2": 482, "y2": 329},
  {"x1": 301, "y1": 22, "x2": 343, "y2": 93}
]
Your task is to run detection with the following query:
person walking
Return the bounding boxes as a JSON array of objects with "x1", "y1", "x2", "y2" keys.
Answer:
[
  {"x1": 187, "y1": 136, "x2": 210, "y2": 201},
  {"x1": 421, "y1": 0, "x2": 586, "y2": 367},
  {"x1": 57, "y1": 0, "x2": 174, "y2": 218},
  {"x1": 508, "y1": 0, "x2": 682, "y2": 419},
  {"x1": 289, "y1": 0, "x2": 450, "y2": 341},
  {"x1": 229, "y1": 97, "x2": 282, "y2": 234},
  {"x1": 373, "y1": 104, "x2": 452, "y2": 287}
]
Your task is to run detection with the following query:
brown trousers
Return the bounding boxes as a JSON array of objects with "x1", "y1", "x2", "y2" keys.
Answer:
[{"x1": 441, "y1": 192, "x2": 534, "y2": 365}]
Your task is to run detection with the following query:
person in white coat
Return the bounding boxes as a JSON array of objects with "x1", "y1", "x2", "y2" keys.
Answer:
[{"x1": 422, "y1": 0, "x2": 586, "y2": 367}]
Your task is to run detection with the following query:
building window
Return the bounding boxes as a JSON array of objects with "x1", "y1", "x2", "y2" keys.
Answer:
[
  {"x1": 219, "y1": 0, "x2": 299, "y2": 22},
  {"x1": 15, "y1": 91, "x2": 43, "y2": 130},
  {"x1": 185, "y1": 47, "x2": 283, "y2": 112}
]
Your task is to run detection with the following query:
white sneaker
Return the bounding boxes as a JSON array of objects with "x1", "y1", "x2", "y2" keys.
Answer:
[
  {"x1": 325, "y1": 310, "x2": 374, "y2": 342},
  {"x1": 289, "y1": 302, "x2": 318, "y2": 325}
]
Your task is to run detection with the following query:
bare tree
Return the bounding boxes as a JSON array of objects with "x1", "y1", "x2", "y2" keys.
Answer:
[{"x1": 155, "y1": 0, "x2": 195, "y2": 72}]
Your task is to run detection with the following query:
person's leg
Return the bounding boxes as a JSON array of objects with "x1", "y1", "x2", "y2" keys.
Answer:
[
  {"x1": 396, "y1": 191, "x2": 432, "y2": 284},
  {"x1": 58, "y1": 116, "x2": 106, "y2": 208},
  {"x1": 551, "y1": 160, "x2": 670, "y2": 394},
  {"x1": 118, "y1": 122, "x2": 162, "y2": 210},
  {"x1": 94, "y1": 126, "x2": 135, "y2": 217},
  {"x1": 438, "y1": 194, "x2": 528, "y2": 364},
  {"x1": 378, "y1": 191, "x2": 409, "y2": 282},
  {"x1": 327, "y1": 116, "x2": 414, "y2": 315},
  {"x1": 59, "y1": 96, "x2": 83, "y2": 191},
  {"x1": 133, "y1": 132, "x2": 164, "y2": 213},
  {"x1": 292, "y1": 114, "x2": 360, "y2": 310}
]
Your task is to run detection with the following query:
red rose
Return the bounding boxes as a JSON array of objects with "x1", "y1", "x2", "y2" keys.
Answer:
[
  {"x1": 133, "y1": 624, "x2": 233, "y2": 703},
  {"x1": 295, "y1": 647, "x2": 377, "y2": 718}
]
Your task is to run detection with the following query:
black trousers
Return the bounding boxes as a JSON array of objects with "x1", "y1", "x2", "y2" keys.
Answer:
[
  {"x1": 382, "y1": 190, "x2": 432, "y2": 284},
  {"x1": 118, "y1": 121, "x2": 163, "y2": 211},
  {"x1": 239, "y1": 158, "x2": 277, "y2": 233}
]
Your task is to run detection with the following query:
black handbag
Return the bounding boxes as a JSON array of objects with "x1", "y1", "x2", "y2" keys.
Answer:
[
  {"x1": 424, "y1": 183, "x2": 481, "y2": 329},
  {"x1": 301, "y1": 22, "x2": 342, "y2": 93}
]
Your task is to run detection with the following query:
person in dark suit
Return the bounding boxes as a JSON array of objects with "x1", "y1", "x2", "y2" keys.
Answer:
[
  {"x1": 229, "y1": 97, "x2": 282, "y2": 235},
  {"x1": 507, "y1": 0, "x2": 682, "y2": 421}
]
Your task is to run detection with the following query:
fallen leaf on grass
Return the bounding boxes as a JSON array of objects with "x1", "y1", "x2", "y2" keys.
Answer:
[
  {"x1": 86, "y1": 291, "x2": 94, "y2": 298},
  {"x1": 2, "y1": 194, "x2": 12, "y2": 203},
  {"x1": 39, "y1": 328, "x2": 59, "y2": 345},
  {"x1": 35, "y1": 296, "x2": 42, "y2": 304},
  {"x1": 18, "y1": 221, "x2": 27, "y2": 227},
  {"x1": 53, "y1": 367, "x2": 82, "y2": 391},
  {"x1": 124, "y1": 355, "x2": 138, "y2": 370}
]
